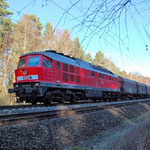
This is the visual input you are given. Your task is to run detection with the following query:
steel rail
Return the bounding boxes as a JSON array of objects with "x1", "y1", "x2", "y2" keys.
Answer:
[
  {"x1": 0, "y1": 100, "x2": 98, "y2": 110},
  {"x1": 1, "y1": 98, "x2": 150, "y2": 110},
  {"x1": 0, "y1": 104, "x2": 46, "y2": 110}
]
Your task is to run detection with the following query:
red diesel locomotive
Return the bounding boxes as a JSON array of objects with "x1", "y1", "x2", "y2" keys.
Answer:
[{"x1": 8, "y1": 50, "x2": 150, "y2": 104}]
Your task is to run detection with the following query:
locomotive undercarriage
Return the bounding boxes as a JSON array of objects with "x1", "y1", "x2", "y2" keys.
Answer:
[
  {"x1": 9, "y1": 82, "x2": 149, "y2": 105},
  {"x1": 43, "y1": 89, "x2": 85, "y2": 105},
  {"x1": 9, "y1": 82, "x2": 46, "y2": 105},
  {"x1": 31, "y1": 89, "x2": 121, "y2": 105},
  {"x1": 10, "y1": 83, "x2": 120, "y2": 105},
  {"x1": 43, "y1": 90, "x2": 121, "y2": 105}
]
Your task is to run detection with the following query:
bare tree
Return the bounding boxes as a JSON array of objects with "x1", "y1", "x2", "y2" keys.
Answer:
[{"x1": 17, "y1": 0, "x2": 150, "y2": 48}]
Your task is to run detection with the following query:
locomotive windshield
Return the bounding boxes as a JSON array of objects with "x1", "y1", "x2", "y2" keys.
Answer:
[
  {"x1": 18, "y1": 58, "x2": 26, "y2": 68},
  {"x1": 28, "y1": 57, "x2": 40, "y2": 67}
]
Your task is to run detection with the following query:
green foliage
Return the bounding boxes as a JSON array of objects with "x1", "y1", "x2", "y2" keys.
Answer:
[
  {"x1": 92, "y1": 51, "x2": 105, "y2": 67},
  {"x1": 13, "y1": 14, "x2": 43, "y2": 55},
  {"x1": 30, "y1": 15, "x2": 43, "y2": 30},
  {"x1": 55, "y1": 29, "x2": 74, "y2": 55},
  {"x1": 92, "y1": 51, "x2": 128, "y2": 77},
  {"x1": 83, "y1": 52, "x2": 92, "y2": 63},
  {"x1": 0, "y1": 0, "x2": 13, "y2": 103},
  {"x1": 73, "y1": 37, "x2": 84, "y2": 59},
  {"x1": 44, "y1": 22, "x2": 54, "y2": 49},
  {"x1": 0, "y1": 0, "x2": 13, "y2": 47},
  {"x1": 44, "y1": 22, "x2": 53, "y2": 38}
]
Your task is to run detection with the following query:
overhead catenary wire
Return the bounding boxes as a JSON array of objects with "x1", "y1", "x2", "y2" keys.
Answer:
[
  {"x1": 128, "y1": 8, "x2": 147, "y2": 46},
  {"x1": 48, "y1": 0, "x2": 150, "y2": 74},
  {"x1": 128, "y1": 8, "x2": 150, "y2": 55},
  {"x1": 9, "y1": 2, "x2": 150, "y2": 75}
]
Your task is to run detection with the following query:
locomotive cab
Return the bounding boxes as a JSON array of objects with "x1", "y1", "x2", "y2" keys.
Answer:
[
  {"x1": 16, "y1": 55, "x2": 42, "y2": 81},
  {"x1": 8, "y1": 54, "x2": 50, "y2": 104}
]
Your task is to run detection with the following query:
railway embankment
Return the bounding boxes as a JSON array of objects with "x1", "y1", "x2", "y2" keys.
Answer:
[{"x1": 1, "y1": 102, "x2": 150, "y2": 149}]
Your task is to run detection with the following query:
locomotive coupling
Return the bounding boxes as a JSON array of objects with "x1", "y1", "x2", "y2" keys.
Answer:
[{"x1": 8, "y1": 88, "x2": 15, "y2": 93}]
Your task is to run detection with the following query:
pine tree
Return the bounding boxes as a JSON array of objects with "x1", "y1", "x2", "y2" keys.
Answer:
[
  {"x1": 57, "y1": 29, "x2": 74, "y2": 55},
  {"x1": 92, "y1": 51, "x2": 105, "y2": 67},
  {"x1": 0, "y1": 0, "x2": 13, "y2": 48},
  {"x1": 0, "y1": 0, "x2": 13, "y2": 101},
  {"x1": 73, "y1": 37, "x2": 84, "y2": 59},
  {"x1": 44, "y1": 22, "x2": 55, "y2": 50},
  {"x1": 83, "y1": 52, "x2": 92, "y2": 63},
  {"x1": 13, "y1": 14, "x2": 43, "y2": 55}
]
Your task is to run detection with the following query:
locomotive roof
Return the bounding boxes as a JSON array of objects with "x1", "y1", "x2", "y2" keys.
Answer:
[{"x1": 21, "y1": 50, "x2": 117, "y2": 77}]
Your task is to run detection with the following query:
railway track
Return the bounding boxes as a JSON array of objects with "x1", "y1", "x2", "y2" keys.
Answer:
[
  {"x1": 0, "y1": 100, "x2": 98, "y2": 110},
  {"x1": 0, "y1": 99, "x2": 150, "y2": 127},
  {"x1": 0, "y1": 98, "x2": 149, "y2": 110},
  {"x1": 0, "y1": 104, "x2": 46, "y2": 110}
]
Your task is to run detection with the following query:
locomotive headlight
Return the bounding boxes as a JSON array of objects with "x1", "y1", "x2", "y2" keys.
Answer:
[
  {"x1": 14, "y1": 84, "x2": 19, "y2": 88},
  {"x1": 34, "y1": 82, "x2": 40, "y2": 86}
]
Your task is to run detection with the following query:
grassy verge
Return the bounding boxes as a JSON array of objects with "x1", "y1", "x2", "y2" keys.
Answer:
[
  {"x1": 66, "y1": 105, "x2": 150, "y2": 150},
  {"x1": 0, "y1": 94, "x2": 16, "y2": 105}
]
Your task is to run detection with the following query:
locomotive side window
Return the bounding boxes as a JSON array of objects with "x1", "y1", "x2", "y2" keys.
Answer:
[
  {"x1": 91, "y1": 71, "x2": 94, "y2": 77},
  {"x1": 57, "y1": 63, "x2": 60, "y2": 69},
  {"x1": 99, "y1": 73, "x2": 102, "y2": 78},
  {"x1": 109, "y1": 76, "x2": 111, "y2": 80},
  {"x1": 63, "y1": 64, "x2": 68, "y2": 72},
  {"x1": 103, "y1": 75, "x2": 105, "y2": 79},
  {"x1": 28, "y1": 57, "x2": 40, "y2": 67},
  {"x1": 43, "y1": 59, "x2": 52, "y2": 68},
  {"x1": 18, "y1": 58, "x2": 26, "y2": 68}
]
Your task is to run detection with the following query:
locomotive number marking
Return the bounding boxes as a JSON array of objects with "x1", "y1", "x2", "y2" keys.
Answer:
[
  {"x1": 17, "y1": 76, "x2": 23, "y2": 81},
  {"x1": 17, "y1": 75, "x2": 39, "y2": 81}
]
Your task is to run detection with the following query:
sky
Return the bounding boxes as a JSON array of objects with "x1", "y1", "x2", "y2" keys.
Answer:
[{"x1": 7, "y1": 0, "x2": 150, "y2": 77}]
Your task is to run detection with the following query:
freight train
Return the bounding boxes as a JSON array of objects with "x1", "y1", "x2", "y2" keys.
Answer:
[{"x1": 8, "y1": 50, "x2": 150, "y2": 105}]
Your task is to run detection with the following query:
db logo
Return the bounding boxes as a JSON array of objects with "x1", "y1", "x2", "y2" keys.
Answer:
[{"x1": 23, "y1": 70, "x2": 27, "y2": 75}]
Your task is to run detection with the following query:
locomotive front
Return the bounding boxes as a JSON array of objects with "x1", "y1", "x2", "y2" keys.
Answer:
[{"x1": 8, "y1": 54, "x2": 45, "y2": 104}]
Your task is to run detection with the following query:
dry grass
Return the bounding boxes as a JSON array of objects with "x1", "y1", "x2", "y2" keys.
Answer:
[
  {"x1": 66, "y1": 104, "x2": 150, "y2": 150},
  {"x1": 0, "y1": 96, "x2": 10, "y2": 105},
  {"x1": 105, "y1": 119, "x2": 150, "y2": 150},
  {"x1": 94, "y1": 111, "x2": 150, "y2": 150}
]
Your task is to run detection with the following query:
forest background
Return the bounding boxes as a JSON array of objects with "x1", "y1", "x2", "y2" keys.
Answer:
[{"x1": 1, "y1": 0, "x2": 150, "y2": 105}]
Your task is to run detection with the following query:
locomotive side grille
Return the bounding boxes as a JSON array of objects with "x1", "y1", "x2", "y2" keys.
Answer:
[
  {"x1": 76, "y1": 67, "x2": 80, "y2": 74},
  {"x1": 70, "y1": 65, "x2": 74, "y2": 73},
  {"x1": 76, "y1": 76, "x2": 80, "y2": 83},
  {"x1": 63, "y1": 64, "x2": 68, "y2": 72},
  {"x1": 70, "y1": 75, "x2": 74, "y2": 82},
  {"x1": 63, "y1": 73, "x2": 68, "y2": 81}
]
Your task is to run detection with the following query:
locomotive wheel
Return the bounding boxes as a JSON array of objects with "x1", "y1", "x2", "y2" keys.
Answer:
[
  {"x1": 57, "y1": 97, "x2": 65, "y2": 104},
  {"x1": 44, "y1": 101, "x2": 51, "y2": 105},
  {"x1": 31, "y1": 101, "x2": 37, "y2": 105},
  {"x1": 71, "y1": 96, "x2": 77, "y2": 104},
  {"x1": 44, "y1": 91, "x2": 52, "y2": 105},
  {"x1": 69, "y1": 93, "x2": 78, "y2": 104}
]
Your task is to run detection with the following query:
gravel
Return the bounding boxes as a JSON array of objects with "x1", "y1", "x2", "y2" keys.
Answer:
[{"x1": 1, "y1": 102, "x2": 150, "y2": 150}]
